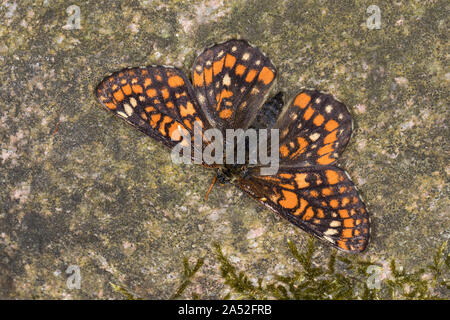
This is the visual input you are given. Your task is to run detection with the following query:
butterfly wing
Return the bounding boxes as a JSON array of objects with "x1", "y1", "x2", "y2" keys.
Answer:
[
  {"x1": 274, "y1": 90, "x2": 352, "y2": 167},
  {"x1": 95, "y1": 66, "x2": 212, "y2": 157},
  {"x1": 238, "y1": 166, "x2": 369, "y2": 252},
  {"x1": 191, "y1": 39, "x2": 277, "y2": 132}
]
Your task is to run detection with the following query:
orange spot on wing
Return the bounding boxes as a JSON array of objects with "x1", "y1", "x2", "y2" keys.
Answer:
[
  {"x1": 279, "y1": 145, "x2": 289, "y2": 157},
  {"x1": 132, "y1": 85, "x2": 143, "y2": 94},
  {"x1": 279, "y1": 173, "x2": 293, "y2": 179},
  {"x1": 161, "y1": 88, "x2": 169, "y2": 100},
  {"x1": 216, "y1": 89, "x2": 233, "y2": 102},
  {"x1": 105, "y1": 103, "x2": 116, "y2": 110},
  {"x1": 303, "y1": 106, "x2": 315, "y2": 121},
  {"x1": 150, "y1": 113, "x2": 161, "y2": 127},
  {"x1": 279, "y1": 190, "x2": 298, "y2": 209},
  {"x1": 225, "y1": 54, "x2": 236, "y2": 68},
  {"x1": 258, "y1": 66, "x2": 274, "y2": 85},
  {"x1": 342, "y1": 228, "x2": 353, "y2": 238},
  {"x1": 337, "y1": 240, "x2": 348, "y2": 250},
  {"x1": 204, "y1": 67, "x2": 213, "y2": 85},
  {"x1": 294, "y1": 93, "x2": 311, "y2": 109},
  {"x1": 290, "y1": 137, "x2": 308, "y2": 159},
  {"x1": 193, "y1": 71, "x2": 204, "y2": 86},
  {"x1": 183, "y1": 119, "x2": 192, "y2": 129},
  {"x1": 166, "y1": 101, "x2": 174, "y2": 109},
  {"x1": 145, "y1": 106, "x2": 155, "y2": 112},
  {"x1": 159, "y1": 116, "x2": 173, "y2": 136},
  {"x1": 180, "y1": 101, "x2": 196, "y2": 117},
  {"x1": 219, "y1": 109, "x2": 233, "y2": 119},
  {"x1": 113, "y1": 90, "x2": 124, "y2": 102},
  {"x1": 329, "y1": 199, "x2": 339, "y2": 208},
  {"x1": 318, "y1": 143, "x2": 334, "y2": 156},
  {"x1": 280, "y1": 183, "x2": 295, "y2": 190},
  {"x1": 322, "y1": 188, "x2": 332, "y2": 196},
  {"x1": 144, "y1": 78, "x2": 152, "y2": 87},
  {"x1": 213, "y1": 56, "x2": 225, "y2": 75},
  {"x1": 245, "y1": 69, "x2": 258, "y2": 82},
  {"x1": 259, "y1": 176, "x2": 281, "y2": 183},
  {"x1": 216, "y1": 89, "x2": 233, "y2": 111},
  {"x1": 235, "y1": 64, "x2": 246, "y2": 76},
  {"x1": 146, "y1": 88, "x2": 157, "y2": 98},
  {"x1": 341, "y1": 197, "x2": 350, "y2": 206},
  {"x1": 325, "y1": 120, "x2": 339, "y2": 132},
  {"x1": 324, "y1": 131, "x2": 337, "y2": 144},
  {"x1": 317, "y1": 154, "x2": 335, "y2": 165},
  {"x1": 295, "y1": 173, "x2": 310, "y2": 189},
  {"x1": 339, "y1": 209, "x2": 349, "y2": 218},
  {"x1": 168, "y1": 75, "x2": 185, "y2": 88},
  {"x1": 310, "y1": 190, "x2": 319, "y2": 197},
  {"x1": 325, "y1": 170, "x2": 340, "y2": 184},
  {"x1": 122, "y1": 84, "x2": 132, "y2": 95},
  {"x1": 294, "y1": 198, "x2": 309, "y2": 215},
  {"x1": 317, "y1": 208, "x2": 325, "y2": 218},
  {"x1": 343, "y1": 219, "x2": 354, "y2": 228},
  {"x1": 313, "y1": 114, "x2": 325, "y2": 126},
  {"x1": 302, "y1": 207, "x2": 314, "y2": 221}
]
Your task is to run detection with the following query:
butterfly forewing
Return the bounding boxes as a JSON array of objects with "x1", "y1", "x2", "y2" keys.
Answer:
[
  {"x1": 274, "y1": 90, "x2": 352, "y2": 167},
  {"x1": 192, "y1": 39, "x2": 277, "y2": 133},
  {"x1": 239, "y1": 166, "x2": 369, "y2": 252},
  {"x1": 96, "y1": 66, "x2": 212, "y2": 154}
]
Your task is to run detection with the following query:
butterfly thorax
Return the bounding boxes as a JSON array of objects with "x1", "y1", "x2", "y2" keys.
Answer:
[{"x1": 216, "y1": 164, "x2": 250, "y2": 184}]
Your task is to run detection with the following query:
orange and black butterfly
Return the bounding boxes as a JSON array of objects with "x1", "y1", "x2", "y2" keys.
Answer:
[{"x1": 95, "y1": 39, "x2": 370, "y2": 252}]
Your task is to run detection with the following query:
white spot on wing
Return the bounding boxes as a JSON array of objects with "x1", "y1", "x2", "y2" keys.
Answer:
[
  {"x1": 324, "y1": 228, "x2": 338, "y2": 236},
  {"x1": 130, "y1": 97, "x2": 137, "y2": 107},
  {"x1": 117, "y1": 111, "x2": 128, "y2": 118},
  {"x1": 223, "y1": 73, "x2": 231, "y2": 86},
  {"x1": 310, "y1": 132, "x2": 320, "y2": 141},
  {"x1": 330, "y1": 221, "x2": 341, "y2": 227},
  {"x1": 124, "y1": 103, "x2": 133, "y2": 116}
]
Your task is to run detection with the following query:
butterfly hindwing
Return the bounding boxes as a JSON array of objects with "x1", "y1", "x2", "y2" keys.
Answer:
[
  {"x1": 96, "y1": 66, "x2": 211, "y2": 150},
  {"x1": 274, "y1": 90, "x2": 352, "y2": 167},
  {"x1": 239, "y1": 166, "x2": 369, "y2": 252},
  {"x1": 192, "y1": 39, "x2": 277, "y2": 132}
]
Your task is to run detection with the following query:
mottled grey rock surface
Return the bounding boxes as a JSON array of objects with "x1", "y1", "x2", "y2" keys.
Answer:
[{"x1": 0, "y1": 0, "x2": 448, "y2": 299}]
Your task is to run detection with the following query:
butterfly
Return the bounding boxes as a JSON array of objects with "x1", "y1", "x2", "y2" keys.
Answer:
[{"x1": 95, "y1": 39, "x2": 370, "y2": 252}]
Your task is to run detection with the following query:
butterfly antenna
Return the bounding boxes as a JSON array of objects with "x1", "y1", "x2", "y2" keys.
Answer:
[{"x1": 205, "y1": 175, "x2": 217, "y2": 202}]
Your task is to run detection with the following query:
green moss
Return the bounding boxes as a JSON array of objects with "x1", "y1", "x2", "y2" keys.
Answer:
[
  {"x1": 215, "y1": 239, "x2": 448, "y2": 300},
  {"x1": 110, "y1": 256, "x2": 205, "y2": 300},
  {"x1": 110, "y1": 282, "x2": 141, "y2": 300},
  {"x1": 170, "y1": 256, "x2": 205, "y2": 299},
  {"x1": 112, "y1": 240, "x2": 448, "y2": 300}
]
